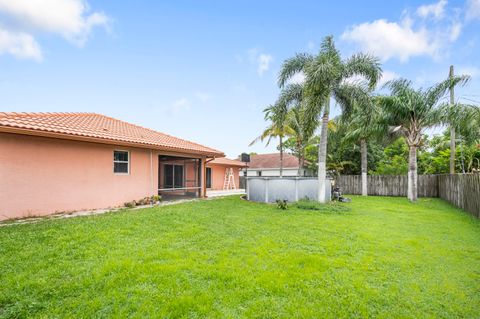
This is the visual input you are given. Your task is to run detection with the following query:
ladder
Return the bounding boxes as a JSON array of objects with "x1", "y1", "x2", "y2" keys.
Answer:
[{"x1": 223, "y1": 168, "x2": 236, "y2": 190}]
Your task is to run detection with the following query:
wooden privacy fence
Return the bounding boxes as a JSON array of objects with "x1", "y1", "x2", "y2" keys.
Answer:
[
  {"x1": 335, "y1": 174, "x2": 480, "y2": 218},
  {"x1": 437, "y1": 174, "x2": 480, "y2": 218}
]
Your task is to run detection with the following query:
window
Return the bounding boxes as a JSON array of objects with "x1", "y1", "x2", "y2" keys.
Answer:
[
  {"x1": 164, "y1": 164, "x2": 184, "y2": 188},
  {"x1": 114, "y1": 151, "x2": 129, "y2": 174},
  {"x1": 257, "y1": 171, "x2": 262, "y2": 177}
]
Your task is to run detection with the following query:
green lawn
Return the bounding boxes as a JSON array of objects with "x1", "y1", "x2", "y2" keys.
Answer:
[{"x1": 1, "y1": 196, "x2": 479, "y2": 318}]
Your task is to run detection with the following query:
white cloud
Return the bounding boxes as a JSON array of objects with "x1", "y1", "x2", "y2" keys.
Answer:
[
  {"x1": 173, "y1": 97, "x2": 190, "y2": 109},
  {"x1": 287, "y1": 72, "x2": 306, "y2": 85},
  {"x1": 195, "y1": 91, "x2": 212, "y2": 102},
  {"x1": 0, "y1": 0, "x2": 109, "y2": 61},
  {"x1": 257, "y1": 54, "x2": 273, "y2": 76},
  {"x1": 466, "y1": 0, "x2": 480, "y2": 20},
  {"x1": 341, "y1": 1, "x2": 464, "y2": 62},
  {"x1": 378, "y1": 70, "x2": 400, "y2": 87},
  {"x1": 342, "y1": 19, "x2": 436, "y2": 62},
  {"x1": 457, "y1": 66, "x2": 480, "y2": 78},
  {"x1": 0, "y1": 29, "x2": 42, "y2": 61},
  {"x1": 245, "y1": 48, "x2": 273, "y2": 76},
  {"x1": 449, "y1": 21, "x2": 462, "y2": 41},
  {"x1": 417, "y1": 0, "x2": 447, "y2": 19},
  {"x1": 164, "y1": 97, "x2": 191, "y2": 116}
]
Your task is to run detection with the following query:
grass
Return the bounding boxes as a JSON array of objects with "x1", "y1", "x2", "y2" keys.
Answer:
[{"x1": 1, "y1": 196, "x2": 479, "y2": 318}]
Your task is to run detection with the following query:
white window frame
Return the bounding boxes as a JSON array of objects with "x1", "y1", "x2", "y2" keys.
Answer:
[{"x1": 113, "y1": 150, "x2": 130, "y2": 175}]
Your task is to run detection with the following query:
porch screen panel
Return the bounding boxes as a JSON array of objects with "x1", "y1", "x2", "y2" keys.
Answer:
[
  {"x1": 158, "y1": 156, "x2": 202, "y2": 199},
  {"x1": 174, "y1": 165, "x2": 184, "y2": 188},
  {"x1": 164, "y1": 164, "x2": 174, "y2": 188}
]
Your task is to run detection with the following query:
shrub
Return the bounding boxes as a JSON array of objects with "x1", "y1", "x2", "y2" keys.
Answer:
[
  {"x1": 151, "y1": 195, "x2": 161, "y2": 203},
  {"x1": 124, "y1": 200, "x2": 136, "y2": 208},
  {"x1": 276, "y1": 199, "x2": 288, "y2": 210}
]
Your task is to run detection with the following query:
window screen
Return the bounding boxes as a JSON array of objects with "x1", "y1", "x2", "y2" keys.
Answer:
[{"x1": 114, "y1": 151, "x2": 129, "y2": 173}]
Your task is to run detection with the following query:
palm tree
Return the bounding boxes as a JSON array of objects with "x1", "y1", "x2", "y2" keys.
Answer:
[
  {"x1": 250, "y1": 100, "x2": 292, "y2": 178},
  {"x1": 446, "y1": 103, "x2": 480, "y2": 173},
  {"x1": 278, "y1": 83, "x2": 318, "y2": 176},
  {"x1": 379, "y1": 76, "x2": 469, "y2": 201},
  {"x1": 340, "y1": 83, "x2": 388, "y2": 196},
  {"x1": 287, "y1": 106, "x2": 318, "y2": 176},
  {"x1": 278, "y1": 36, "x2": 382, "y2": 202}
]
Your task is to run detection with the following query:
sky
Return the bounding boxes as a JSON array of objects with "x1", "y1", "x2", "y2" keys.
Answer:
[{"x1": 1, "y1": 0, "x2": 479, "y2": 158}]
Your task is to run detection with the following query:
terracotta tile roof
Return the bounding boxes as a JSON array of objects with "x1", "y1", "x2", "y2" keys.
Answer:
[
  {"x1": 248, "y1": 153, "x2": 302, "y2": 169},
  {"x1": 209, "y1": 157, "x2": 247, "y2": 167},
  {"x1": 0, "y1": 112, "x2": 223, "y2": 157}
]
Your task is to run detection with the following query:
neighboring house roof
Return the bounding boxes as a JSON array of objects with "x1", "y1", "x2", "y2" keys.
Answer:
[
  {"x1": 248, "y1": 153, "x2": 304, "y2": 169},
  {"x1": 208, "y1": 157, "x2": 247, "y2": 167},
  {"x1": 0, "y1": 112, "x2": 224, "y2": 157}
]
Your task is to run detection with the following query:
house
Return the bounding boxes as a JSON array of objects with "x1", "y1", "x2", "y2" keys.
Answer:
[
  {"x1": 0, "y1": 112, "x2": 224, "y2": 221},
  {"x1": 206, "y1": 157, "x2": 246, "y2": 191},
  {"x1": 243, "y1": 153, "x2": 313, "y2": 177}
]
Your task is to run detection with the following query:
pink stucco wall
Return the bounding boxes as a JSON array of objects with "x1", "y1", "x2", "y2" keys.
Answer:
[
  {"x1": 0, "y1": 132, "x2": 162, "y2": 220},
  {"x1": 206, "y1": 163, "x2": 241, "y2": 190}
]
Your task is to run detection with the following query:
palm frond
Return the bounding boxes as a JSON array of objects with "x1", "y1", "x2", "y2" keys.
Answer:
[
  {"x1": 333, "y1": 82, "x2": 370, "y2": 118},
  {"x1": 278, "y1": 53, "x2": 314, "y2": 88},
  {"x1": 425, "y1": 75, "x2": 470, "y2": 108},
  {"x1": 343, "y1": 53, "x2": 382, "y2": 89}
]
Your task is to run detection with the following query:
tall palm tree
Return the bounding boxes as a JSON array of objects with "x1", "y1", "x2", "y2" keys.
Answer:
[
  {"x1": 447, "y1": 66, "x2": 476, "y2": 174},
  {"x1": 250, "y1": 100, "x2": 292, "y2": 178},
  {"x1": 340, "y1": 83, "x2": 388, "y2": 196},
  {"x1": 278, "y1": 36, "x2": 382, "y2": 202},
  {"x1": 443, "y1": 103, "x2": 480, "y2": 173},
  {"x1": 379, "y1": 76, "x2": 469, "y2": 201}
]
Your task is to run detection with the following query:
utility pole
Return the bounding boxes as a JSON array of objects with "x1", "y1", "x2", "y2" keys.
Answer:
[{"x1": 449, "y1": 65, "x2": 455, "y2": 174}]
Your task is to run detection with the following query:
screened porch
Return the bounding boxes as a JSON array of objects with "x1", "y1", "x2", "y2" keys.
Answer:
[{"x1": 158, "y1": 155, "x2": 202, "y2": 200}]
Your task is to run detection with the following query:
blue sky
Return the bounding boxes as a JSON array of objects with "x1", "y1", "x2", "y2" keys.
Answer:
[{"x1": 1, "y1": 0, "x2": 479, "y2": 158}]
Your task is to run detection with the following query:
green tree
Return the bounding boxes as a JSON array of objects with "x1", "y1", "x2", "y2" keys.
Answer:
[
  {"x1": 373, "y1": 138, "x2": 409, "y2": 175},
  {"x1": 277, "y1": 83, "x2": 318, "y2": 176},
  {"x1": 379, "y1": 77, "x2": 469, "y2": 201},
  {"x1": 250, "y1": 99, "x2": 292, "y2": 177},
  {"x1": 278, "y1": 36, "x2": 382, "y2": 202},
  {"x1": 339, "y1": 83, "x2": 388, "y2": 195}
]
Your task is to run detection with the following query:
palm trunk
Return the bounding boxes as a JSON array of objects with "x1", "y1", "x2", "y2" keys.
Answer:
[
  {"x1": 318, "y1": 108, "x2": 329, "y2": 203},
  {"x1": 360, "y1": 139, "x2": 368, "y2": 196},
  {"x1": 450, "y1": 127, "x2": 455, "y2": 174},
  {"x1": 297, "y1": 141, "x2": 302, "y2": 177},
  {"x1": 297, "y1": 156, "x2": 302, "y2": 176},
  {"x1": 407, "y1": 144, "x2": 418, "y2": 202},
  {"x1": 279, "y1": 136, "x2": 283, "y2": 178},
  {"x1": 300, "y1": 155, "x2": 305, "y2": 176}
]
